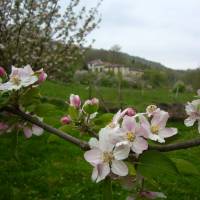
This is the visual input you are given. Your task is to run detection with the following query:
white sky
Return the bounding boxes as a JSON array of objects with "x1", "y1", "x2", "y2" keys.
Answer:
[{"x1": 60, "y1": 0, "x2": 200, "y2": 70}]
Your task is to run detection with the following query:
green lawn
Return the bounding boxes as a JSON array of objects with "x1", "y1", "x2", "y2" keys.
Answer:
[{"x1": 0, "y1": 81, "x2": 200, "y2": 200}]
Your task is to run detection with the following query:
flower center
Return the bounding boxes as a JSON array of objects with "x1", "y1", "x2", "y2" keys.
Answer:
[
  {"x1": 126, "y1": 131, "x2": 135, "y2": 142},
  {"x1": 151, "y1": 125, "x2": 160, "y2": 134},
  {"x1": 103, "y1": 152, "x2": 113, "y2": 163},
  {"x1": 11, "y1": 75, "x2": 21, "y2": 85}
]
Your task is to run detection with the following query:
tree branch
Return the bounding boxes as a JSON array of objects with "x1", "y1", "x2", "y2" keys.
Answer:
[
  {"x1": 3, "y1": 106, "x2": 90, "y2": 150},
  {"x1": 2, "y1": 106, "x2": 200, "y2": 153}
]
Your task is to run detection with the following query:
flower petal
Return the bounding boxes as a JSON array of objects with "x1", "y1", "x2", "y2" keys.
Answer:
[
  {"x1": 184, "y1": 117, "x2": 196, "y2": 127},
  {"x1": 96, "y1": 163, "x2": 110, "y2": 182},
  {"x1": 23, "y1": 127, "x2": 32, "y2": 138},
  {"x1": 159, "y1": 128, "x2": 177, "y2": 138},
  {"x1": 111, "y1": 160, "x2": 128, "y2": 176},
  {"x1": 131, "y1": 137, "x2": 148, "y2": 154},
  {"x1": 89, "y1": 137, "x2": 99, "y2": 148},
  {"x1": 122, "y1": 116, "x2": 137, "y2": 132},
  {"x1": 151, "y1": 110, "x2": 169, "y2": 128},
  {"x1": 113, "y1": 143, "x2": 130, "y2": 160},
  {"x1": 84, "y1": 149, "x2": 102, "y2": 166},
  {"x1": 32, "y1": 125, "x2": 43, "y2": 136}
]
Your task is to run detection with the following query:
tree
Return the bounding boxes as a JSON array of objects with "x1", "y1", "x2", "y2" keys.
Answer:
[{"x1": 0, "y1": 0, "x2": 101, "y2": 78}]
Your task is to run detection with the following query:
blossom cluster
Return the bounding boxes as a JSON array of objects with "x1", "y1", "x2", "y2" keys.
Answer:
[
  {"x1": 0, "y1": 65, "x2": 47, "y2": 138},
  {"x1": 84, "y1": 106, "x2": 178, "y2": 182},
  {"x1": 60, "y1": 94, "x2": 99, "y2": 125}
]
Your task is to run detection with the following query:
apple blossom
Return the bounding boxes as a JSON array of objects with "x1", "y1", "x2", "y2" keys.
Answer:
[
  {"x1": 140, "y1": 110, "x2": 178, "y2": 143},
  {"x1": 69, "y1": 94, "x2": 81, "y2": 108},
  {"x1": 84, "y1": 129, "x2": 130, "y2": 182},
  {"x1": 146, "y1": 105, "x2": 159, "y2": 117},
  {"x1": 23, "y1": 124, "x2": 44, "y2": 138},
  {"x1": 124, "y1": 108, "x2": 136, "y2": 117},
  {"x1": 114, "y1": 116, "x2": 148, "y2": 154},
  {"x1": 0, "y1": 122, "x2": 8, "y2": 134},
  {"x1": 184, "y1": 99, "x2": 200, "y2": 133},
  {"x1": 37, "y1": 69, "x2": 47, "y2": 83},
  {"x1": 0, "y1": 65, "x2": 38, "y2": 91},
  {"x1": 83, "y1": 98, "x2": 99, "y2": 114},
  {"x1": 60, "y1": 115, "x2": 71, "y2": 125},
  {"x1": 0, "y1": 67, "x2": 6, "y2": 77}
]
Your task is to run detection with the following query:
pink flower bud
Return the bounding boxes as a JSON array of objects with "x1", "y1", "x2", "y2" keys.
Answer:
[
  {"x1": 0, "y1": 122, "x2": 8, "y2": 130},
  {"x1": 91, "y1": 98, "x2": 99, "y2": 105},
  {"x1": 125, "y1": 108, "x2": 136, "y2": 116},
  {"x1": 60, "y1": 116, "x2": 71, "y2": 125},
  {"x1": 70, "y1": 94, "x2": 81, "y2": 108},
  {"x1": 0, "y1": 67, "x2": 6, "y2": 77},
  {"x1": 38, "y1": 69, "x2": 47, "y2": 83}
]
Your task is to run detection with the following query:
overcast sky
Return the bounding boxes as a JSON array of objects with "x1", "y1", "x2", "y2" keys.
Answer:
[{"x1": 61, "y1": 0, "x2": 200, "y2": 70}]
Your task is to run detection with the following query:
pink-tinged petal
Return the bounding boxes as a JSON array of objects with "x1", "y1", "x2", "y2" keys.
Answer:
[
  {"x1": 126, "y1": 196, "x2": 135, "y2": 200},
  {"x1": 32, "y1": 125, "x2": 43, "y2": 136},
  {"x1": 23, "y1": 127, "x2": 32, "y2": 138},
  {"x1": 111, "y1": 160, "x2": 128, "y2": 176},
  {"x1": 148, "y1": 133, "x2": 162, "y2": 142},
  {"x1": 89, "y1": 137, "x2": 99, "y2": 148},
  {"x1": 151, "y1": 110, "x2": 169, "y2": 128},
  {"x1": 184, "y1": 117, "x2": 196, "y2": 127},
  {"x1": 84, "y1": 149, "x2": 102, "y2": 166},
  {"x1": 113, "y1": 144, "x2": 130, "y2": 160},
  {"x1": 122, "y1": 116, "x2": 137, "y2": 132},
  {"x1": 96, "y1": 163, "x2": 110, "y2": 182},
  {"x1": 159, "y1": 128, "x2": 177, "y2": 138},
  {"x1": 131, "y1": 137, "x2": 148, "y2": 154},
  {"x1": 99, "y1": 127, "x2": 115, "y2": 152}
]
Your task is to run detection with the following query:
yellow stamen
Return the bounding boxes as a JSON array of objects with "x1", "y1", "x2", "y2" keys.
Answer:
[
  {"x1": 126, "y1": 131, "x2": 135, "y2": 142},
  {"x1": 151, "y1": 125, "x2": 160, "y2": 134},
  {"x1": 103, "y1": 152, "x2": 113, "y2": 163},
  {"x1": 11, "y1": 75, "x2": 21, "y2": 85}
]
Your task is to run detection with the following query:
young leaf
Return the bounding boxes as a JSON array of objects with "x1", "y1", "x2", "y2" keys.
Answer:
[
  {"x1": 137, "y1": 151, "x2": 178, "y2": 179},
  {"x1": 171, "y1": 158, "x2": 200, "y2": 176}
]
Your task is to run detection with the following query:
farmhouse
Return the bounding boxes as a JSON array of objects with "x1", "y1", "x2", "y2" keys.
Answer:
[{"x1": 87, "y1": 59, "x2": 143, "y2": 77}]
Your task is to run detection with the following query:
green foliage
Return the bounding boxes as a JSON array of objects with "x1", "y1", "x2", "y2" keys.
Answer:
[
  {"x1": 172, "y1": 158, "x2": 200, "y2": 176},
  {"x1": 68, "y1": 106, "x2": 79, "y2": 121},
  {"x1": 137, "y1": 151, "x2": 178, "y2": 179}
]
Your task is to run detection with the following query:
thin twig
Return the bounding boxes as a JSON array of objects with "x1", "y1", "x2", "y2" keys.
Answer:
[
  {"x1": 3, "y1": 106, "x2": 90, "y2": 150},
  {"x1": 2, "y1": 106, "x2": 200, "y2": 152}
]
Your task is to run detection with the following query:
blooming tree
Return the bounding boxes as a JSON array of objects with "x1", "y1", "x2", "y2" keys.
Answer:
[{"x1": 0, "y1": 65, "x2": 200, "y2": 199}]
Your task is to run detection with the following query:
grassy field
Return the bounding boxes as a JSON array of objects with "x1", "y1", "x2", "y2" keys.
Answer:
[{"x1": 0, "y1": 81, "x2": 200, "y2": 200}]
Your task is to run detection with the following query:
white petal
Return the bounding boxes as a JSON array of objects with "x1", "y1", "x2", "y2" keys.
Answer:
[
  {"x1": 96, "y1": 163, "x2": 110, "y2": 182},
  {"x1": 113, "y1": 143, "x2": 130, "y2": 160},
  {"x1": 198, "y1": 120, "x2": 200, "y2": 134},
  {"x1": 89, "y1": 137, "x2": 99, "y2": 148},
  {"x1": 32, "y1": 125, "x2": 43, "y2": 136},
  {"x1": 131, "y1": 137, "x2": 148, "y2": 154},
  {"x1": 184, "y1": 117, "x2": 196, "y2": 127},
  {"x1": 159, "y1": 128, "x2": 177, "y2": 138},
  {"x1": 84, "y1": 149, "x2": 102, "y2": 166},
  {"x1": 111, "y1": 160, "x2": 128, "y2": 176}
]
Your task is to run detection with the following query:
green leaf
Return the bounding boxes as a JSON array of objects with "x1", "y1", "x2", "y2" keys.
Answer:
[
  {"x1": 126, "y1": 162, "x2": 136, "y2": 176},
  {"x1": 93, "y1": 113, "x2": 114, "y2": 127},
  {"x1": 137, "y1": 150, "x2": 178, "y2": 179},
  {"x1": 47, "y1": 134, "x2": 61, "y2": 144},
  {"x1": 171, "y1": 158, "x2": 200, "y2": 176},
  {"x1": 68, "y1": 106, "x2": 79, "y2": 120},
  {"x1": 19, "y1": 88, "x2": 40, "y2": 107},
  {"x1": 59, "y1": 125, "x2": 80, "y2": 136}
]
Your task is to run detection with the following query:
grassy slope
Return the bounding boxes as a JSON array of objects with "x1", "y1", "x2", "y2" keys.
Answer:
[{"x1": 0, "y1": 81, "x2": 200, "y2": 200}]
